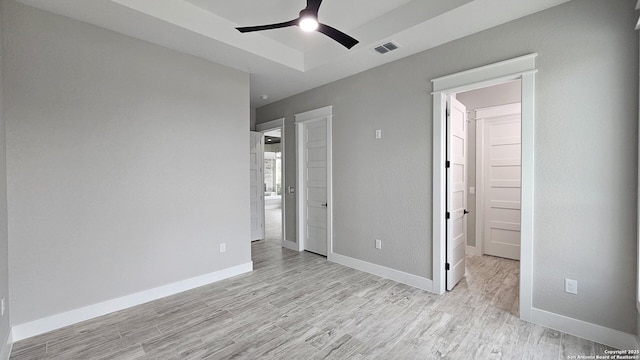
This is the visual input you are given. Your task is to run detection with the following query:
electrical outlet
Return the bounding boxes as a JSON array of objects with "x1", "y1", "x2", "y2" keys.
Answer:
[
  {"x1": 565, "y1": 278, "x2": 578, "y2": 294},
  {"x1": 220, "y1": 243, "x2": 226, "y2": 253},
  {"x1": 375, "y1": 239, "x2": 382, "y2": 249},
  {"x1": 1, "y1": 298, "x2": 5, "y2": 316}
]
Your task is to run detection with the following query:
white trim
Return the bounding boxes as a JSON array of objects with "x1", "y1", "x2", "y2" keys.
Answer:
[
  {"x1": 294, "y1": 106, "x2": 332, "y2": 123},
  {"x1": 0, "y1": 329, "x2": 12, "y2": 360},
  {"x1": 256, "y1": 118, "x2": 284, "y2": 132},
  {"x1": 432, "y1": 54, "x2": 538, "y2": 92},
  {"x1": 11, "y1": 262, "x2": 253, "y2": 342},
  {"x1": 295, "y1": 106, "x2": 333, "y2": 255},
  {"x1": 432, "y1": 91, "x2": 447, "y2": 295},
  {"x1": 431, "y1": 54, "x2": 537, "y2": 324},
  {"x1": 475, "y1": 113, "x2": 485, "y2": 257},
  {"x1": 258, "y1": 118, "x2": 287, "y2": 245},
  {"x1": 328, "y1": 252, "x2": 433, "y2": 292},
  {"x1": 531, "y1": 308, "x2": 639, "y2": 351},
  {"x1": 519, "y1": 71, "x2": 536, "y2": 322},
  {"x1": 465, "y1": 245, "x2": 481, "y2": 257},
  {"x1": 327, "y1": 117, "x2": 334, "y2": 256},
  {"x1": 282, "y1": 239, "x2": 298, "y2": 251},
  {"x1": 295, "y1": 123, "x2": 304, "y2": 252},
  {"x1": 250, "y1": 132, "x2": 265, "y2": 241}
]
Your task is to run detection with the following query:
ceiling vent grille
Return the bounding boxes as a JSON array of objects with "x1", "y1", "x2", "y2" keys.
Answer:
[{"x1": 373, "y1": 41, "x2": 400, "y2": 55}]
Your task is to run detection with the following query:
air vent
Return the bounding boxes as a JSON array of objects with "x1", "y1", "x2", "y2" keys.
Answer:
[{"x1": 373, "y1": 41, "x2": 400, "y2": 55}]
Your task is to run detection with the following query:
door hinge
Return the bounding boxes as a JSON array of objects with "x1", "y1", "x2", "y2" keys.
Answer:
[
  {"x1": 445, "y1": 160, "x2": 450, "y2": 168},
  {"x1": 446, "y1": 212, "x2": 450, "y2": 220},
  {"x1": 445, "y1": 263, "x2": 450, "y2": 271}
]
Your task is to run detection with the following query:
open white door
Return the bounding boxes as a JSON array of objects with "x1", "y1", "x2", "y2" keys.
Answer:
[
  {"x1": 446, "y1": 97, "x2": 468, "y2": 290},
  {"x1": 250, "y1": 132, "x2": 264, "y2": 241},
  {"x1": 478, "y1": 104, "x2": 521, "y2": 260}
]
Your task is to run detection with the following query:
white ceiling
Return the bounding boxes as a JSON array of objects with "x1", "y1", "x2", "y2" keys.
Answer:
[{"x1": 15, "y1": 0, "x2": 572, "y2": 107}]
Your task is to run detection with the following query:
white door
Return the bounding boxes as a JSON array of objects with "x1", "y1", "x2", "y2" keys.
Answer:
[
  {"x1": 446, "y1": 97, "x2": 468, "y2": 291},
  {"x1": 249, "y1": 132, "x2": 264, "y2": 241},
  {"x1": 479, "y1": 106, "x2": 521, "y2": 260},
  {"x1": 301, "y1": 118, "x2": 328, "y2": 256}
]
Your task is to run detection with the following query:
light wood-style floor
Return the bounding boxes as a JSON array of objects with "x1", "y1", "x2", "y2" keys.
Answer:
[{"x1": 10, "y1": 237, "x2": 613, "y2": 359}]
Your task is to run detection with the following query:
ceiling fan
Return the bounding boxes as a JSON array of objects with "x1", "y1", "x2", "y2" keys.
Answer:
[{"x1": 235, "y1": 0, "x2": 359, "y2": 49}]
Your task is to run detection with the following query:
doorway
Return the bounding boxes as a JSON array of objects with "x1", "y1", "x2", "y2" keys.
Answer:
[
  {"x1": 256, "y1": 118, "x2": 286, "y2": 247},
  {"x1": 446, "y1": 82, "x2": 523, "y2": 317},
  {"x1": 263, "y1": 129, "x2": 283, "y2": 243},
  {"x1": 457, "y1": 80, "x2": 522, "y2": 260},
  {"x1": 295, "y1": 106, "x2": 333, "y2": 257},
  {"x1": 431, "y1": 54, "x2": 537, "y2": 323}
]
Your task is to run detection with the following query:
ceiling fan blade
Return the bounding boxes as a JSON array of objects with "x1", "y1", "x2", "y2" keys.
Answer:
[
  {"x1": 316, "y1": 23, "x2": 359, "y2": 49},
  {"x1": 236, "y1": 19, "x2": 298, "y2": 33},
  {"x1": 305, "y1": 0, "x2": 323, "y2": 17}
]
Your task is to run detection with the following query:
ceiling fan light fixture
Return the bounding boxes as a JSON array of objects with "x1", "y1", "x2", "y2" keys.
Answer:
[
  {"x1": 236, "y1": 0, "x2": 359, "y2": 49},
  {"x1": 299, "y1": 17, "x2": 318, "y2": 32}
]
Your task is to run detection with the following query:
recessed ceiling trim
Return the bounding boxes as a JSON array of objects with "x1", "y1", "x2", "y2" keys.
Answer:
[{"x1": 110, "y1": 0, "x2": 305, "y2": 71}]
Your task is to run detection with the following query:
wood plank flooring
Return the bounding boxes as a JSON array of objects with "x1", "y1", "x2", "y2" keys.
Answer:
[{"x1": 10, "y1": 239, "x2": 614, "y2": 359}]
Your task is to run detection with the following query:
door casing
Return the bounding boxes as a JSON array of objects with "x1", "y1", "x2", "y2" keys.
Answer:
[
  {"x1": 257, "y1": 118, "x2": 287, "y2": 248},
  {"x1": 249, "y1": 131, "x2": 265, "y2": 241},
  {"x1": 432, "y1": 54, "x2": 537, "y2": 323}
]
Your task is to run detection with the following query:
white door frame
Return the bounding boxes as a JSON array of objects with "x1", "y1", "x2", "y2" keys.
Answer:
[
  {"x1": 295, "y1": 106, "x2": 333, "y2": 254},
  {"x1": 432, "y1": 54, "x2": 537, "y2": 323},
  {"x1": 257, "y1": 118, "x2": 287, "y2": 248},
  {"x1": 250, "y1": 131, "x2": 265, "y2": 241},
  {"x1": 474, "y1": 103, "x2": 522, "y2": 257}
]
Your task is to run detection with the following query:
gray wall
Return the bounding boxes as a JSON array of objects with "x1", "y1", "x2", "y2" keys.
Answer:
[
  {"x1": 457, "y1": 80, "x2": 522, "y2": 248},
  {"x1": 0, "y1": 0, "x2": 10, "y2": 353},
  {"x1": 4, "y1": 1, "x2": 251, "y2": 325},
  {"x1": 257, "y1": 0, "x2": 638, "y2": 334}
]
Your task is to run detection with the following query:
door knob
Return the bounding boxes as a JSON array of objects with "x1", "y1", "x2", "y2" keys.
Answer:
[
  {"x1": 321, "y1": 203, "x2": 328, "y2": 207},
  {"x1": 463, "y1": 209, "x2": 469, "y2": 215}
]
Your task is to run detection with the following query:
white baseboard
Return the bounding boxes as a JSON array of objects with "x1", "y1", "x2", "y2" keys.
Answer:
[
  {"x1": 328, "y1": 252, "x2": 433, "y2": 292},
  {"x1": 282, "y1": 240, "x2": 299, "y2": 251},
  {"x1": 0, "y1": 329, "x2": 12, "y2": 360},
  {"x1": 531, "y1": 307, "x2": 639, "y2": 351},
  {"x1": 466, "y1": 245, "x2": 481, "y2": 256},
  {"x1": 12, "y1": 262, "x2": 253, "y2": 342}
]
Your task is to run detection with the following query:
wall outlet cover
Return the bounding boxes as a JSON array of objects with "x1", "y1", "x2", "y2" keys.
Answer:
[{"x1": 375, "y1": 239, "x2": 382, "y2": 249}]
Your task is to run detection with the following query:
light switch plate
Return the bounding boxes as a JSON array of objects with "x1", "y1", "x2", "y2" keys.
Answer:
[
  {"x1": 375, "y1": 129, "x2": 382, "y2": 139},
  {"x1": 565, "y1": 278, "x2": 578, "y2": 294},
  {"x1": 469, "y1": 187, "x2": 476, "y2": 195},
  {"x1": 375, "y1": 239, "x2": 382, "y2": 249}
]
